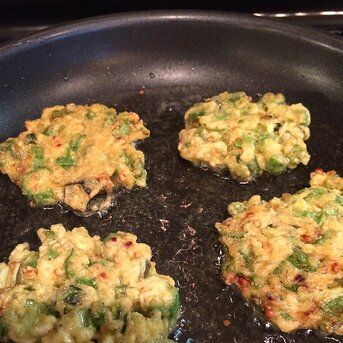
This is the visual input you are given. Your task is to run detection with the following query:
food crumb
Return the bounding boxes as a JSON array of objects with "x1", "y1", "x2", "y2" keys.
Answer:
[
  {"x1": 138, "y1": 88, "x2": 145, "y2": 95},
  {"x1": 223, "y1": 319, "x2": 231, "y2": 327}
]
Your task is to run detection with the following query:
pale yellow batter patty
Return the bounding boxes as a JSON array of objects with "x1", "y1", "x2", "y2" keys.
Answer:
[
  {"x1": 0, "y1": 224, "x2": 179, "y2": 343},
  {"x1": 178, "y1": 92, "x2": 311, "y2": 181},
  {"x1": 0, "y1": 104, "x2": 150, "y2": 213},
  {"x1": 216, "y1": 170, "x2": 343, "y2": 334}
]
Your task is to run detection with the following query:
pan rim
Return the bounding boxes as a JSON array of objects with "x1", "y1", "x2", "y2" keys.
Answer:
[{"x1": 0, "y1": 10, "x2": 343, "y2": 58}]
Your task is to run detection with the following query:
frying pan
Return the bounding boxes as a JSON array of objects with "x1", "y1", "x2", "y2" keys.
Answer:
[{"x1": 0, "y1": 11, "x2": 342, "y2": 343}]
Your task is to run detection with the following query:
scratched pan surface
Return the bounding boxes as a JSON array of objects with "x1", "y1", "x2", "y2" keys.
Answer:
[{"x1": 0, "y1": 11, "x2": 342, "y2": 342}]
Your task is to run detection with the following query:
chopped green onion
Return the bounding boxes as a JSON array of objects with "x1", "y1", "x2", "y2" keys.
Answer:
[
  {"x1": 287, "y1": 247, "x2": 315, "y2": 272},
  {"x1": 76, "y1": 276, "x2": 97, "y2": 288}
]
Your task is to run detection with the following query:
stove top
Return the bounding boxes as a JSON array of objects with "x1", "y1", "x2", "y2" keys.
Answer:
[{"x1": 0, "y1": 2, "x2": 342, "y2": 43}]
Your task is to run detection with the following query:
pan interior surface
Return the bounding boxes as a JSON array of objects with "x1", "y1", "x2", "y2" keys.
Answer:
[{"x1": 0, "y1": 12, "x2": 342, "y2": 342}]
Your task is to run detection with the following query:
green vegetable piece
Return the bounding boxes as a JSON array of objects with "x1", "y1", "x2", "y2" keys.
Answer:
[
  {"x1": 89, "y1": 308, "x2": 106, "y2": 329},
  {"x1": 25, "y1": 133, "x2": 36, "y2": 144},
  {"x1": 266, "y1": 156, "x2": 286, "y2": 175},
  {"x1": 121, "y1": 153, "x2": 135, "y2": 170},
  {"x1": 187, "y1": 110, "x2": 205, "y2": 122},
  {"x1": 324, "y1": 296, "x2": 343, "y2": 315},
  {"x1": 240, "y1": 250, "x2": 253, "y2": 269},
  {"x1": 56, "y1": 155, "x2": 74, "y2": 169},
  {"x1": 104, "y1": 111, "x2": 116, "y2": 127},
  {"x1": 0, "y1": 140, "x2": 16, "y2": 158},
  {"x1": 324, "y1": 207, "x2": 338, "y2": 217},
  {"x1": 104, "y1": 117, "x2": 115, "y2": 127},
  {"x1": 45, "y1": 230, "x2": 56, "y2": 239},
  {"x1": 115, "y1": 284, "x2": 128, "y2": 294},
  {"x1": 257, "y1": 132, "x2": 272, "y2": 142},
  {"x1": 233, "y1": 140, "x2": 243, "y2": 148},
  {"x1": 118, "y1": 123, "x2": 131, "y2": 137},
  {"x1": 77, "y1": 309, "x2": 92, "y2": 327},
  {"x1": 70, "y1": 135, "x2": 86, "y2": 151},
  {"x1": 302, "y1": 111, "x2": 310, "y2": 126},
  {"x1": 304, "y1": 188, "x2": 326, "y2": 201},
  {"x1": 56, "y1": 147, "x2": 75, "y2": 169},
  {"x1": 85, "y1": 110, "x2": 96, "y2": 120},
  {"x1": 228, "y1": 201, "x2": 247, "y2": 215},
  {"x1": 64, "y1": 249, "x2": 76, "y2": 278},
  {"x1": 31, "y1": 189, "x2": 56, "y2": 206},
  {"x1": 227, "y1": 232, "x2": 245, "y2": 239},
  {"x1": 247, "y1": 159, "x2": 260, "y2": 174},
  {"x1": 0, "y1": 318, "x2": 8, "y2": 337},
  {"x1": 25, "y1": 298, "x2": 37, "y2": 307},
  {"x1": 335, "y1": 195, "x2": 343, "y2": 206},
  {"x1": 294, "y1": 210, "x2": 323, "y2": 224},
  {"x1": 40, "y1": 303, "x2": 60, "y2": 318},
  {"x1": 149, "y1": 290, "x2": 179, "y2": 320},
  {"x1": 313, "y1": 233, "x2": 328, "y2": 245},
  {"x1": 273, "y1": 262, "x2": 284, "y2": 275},
  {"x1": 229, "y1": 92, "x2": 244, "y2": 102},
  {"x1": 243, "y1": 135, "x2": 254, "y2": 144},
  {"x1": 287, "y1": 247, "x2": 315, "y2": 272},
  {"x1": 42, "y1": 126, "x2": 54, "y2": 136},
  {"x1": 76, "y1": 276, "x2": 97, "y2": 288},
  {"x1": 283, "y1": 284, "x2": 299, "y2": 292},
  {"x1": 63, "y1": 285, "x2": 82, "y2": 305},
  {"x1": 215, "y1": 112, "x2": 229, "y2": 120},
  {"x1": 47, "y1": 249, "x2": 59, "y2": 260},
  {"x1": 26, "y1": 252, "x2": 39, "y2": 268},
  {"x1": 280, "y1": 313, "x2": 293, "y2": 320},
  {"x1": 32, "y1": 146, "x2": 44, "y2": 170}
]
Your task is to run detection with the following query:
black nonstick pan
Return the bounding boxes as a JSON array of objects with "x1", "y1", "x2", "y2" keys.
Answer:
[{"x1": 0, "y1": 11, "x2": 342, "y2": 343}]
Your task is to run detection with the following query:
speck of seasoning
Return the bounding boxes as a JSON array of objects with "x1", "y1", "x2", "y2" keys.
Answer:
[
  {"x1": 125, "y1": 241, "x2": 133, "y2": 248},
  {"x1": 266, "y1": 294, "x2": 274, "y2": 301},
  {"x1": 111, "y1": 237, "x2": 117, "y2": 242},
  {"x1": 138, "y1": 88, "x2": 145, "y2": 95},
  {"x1": 294, "y1": 274, "x2": 305, "y2": 283},
  {"x1": 237, "y1": 276, "x2": 250, "y2": 287},
  {"x1": 223, "y1": 319, "x2": 231, "y2": 327}
]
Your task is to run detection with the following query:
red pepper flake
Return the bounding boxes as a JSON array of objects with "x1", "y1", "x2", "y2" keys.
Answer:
[
  {"x1": 330, "y1": 262, "x2": 340, "y2": 273},
  {"x1": 294, "y1": 274, "x2": 305, "y2": 283},
  {"x1": 315, "y1": 168, "x2": 324, "y2": 174},
  {"x1": 237, "y1": 276, "x2": 250, "y2": 287},
  {"x1": 264, "y1": 306, "x2": 275, "y2": 319},
  {"x1": 303, "y1": 305, "x2": 317, "y2": 316},
  {"x1": 125, "y1": 241, "x2": 133, "y2": 248},
  {"x1": 16, "y1": 165, "x2": 26, "y2": 173},
  {"x1": 111, "y1": 237, "x2": 117, "y2": 242},
  {"x1": 300, "y1": 234, "x2": 312, "y2": 243},
  {"x1": 52, "y1": 136, "x2": 62, "y2": 147},
  {"x1": 223, "y1": 319, "x2": 231, "y2": 327},
  {"x1": 245, "y1": 211, "x2": 254, "y2": 219},
  {"x1": 99, "y1": 272, "x2": 107, "y2": 279},
  {"x1": 22, "y1": 267, "x2": 37, "y2": 279},
  {"x1": 137, "y1": 88, "x2": 145, "y2": 95}
]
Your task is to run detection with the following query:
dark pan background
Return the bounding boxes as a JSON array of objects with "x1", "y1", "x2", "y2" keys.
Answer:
[{"x1": 0, "y1": 11, "x2": 342, "y2": 343}]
